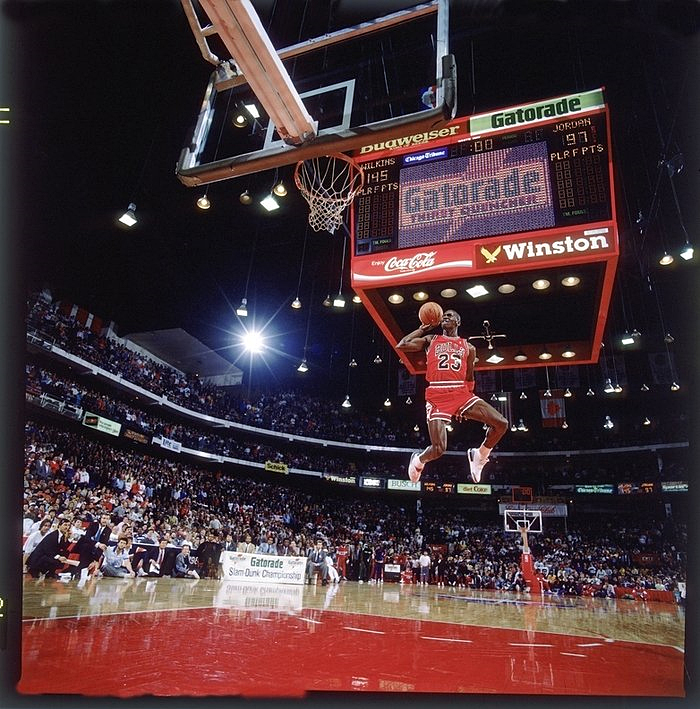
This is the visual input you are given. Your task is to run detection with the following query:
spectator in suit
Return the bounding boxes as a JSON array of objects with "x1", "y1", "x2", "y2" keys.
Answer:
[
  {"x1": 173, "y1": 542, "x2": 200, "y2": 579},
  {"x1": 197, "y1": 531, "x2": 222, "y2": 578},
  {"x1": 139, "y1": 537, "x2": 171, "y2": 577},
  {"x1": 306, "y1": 539, "x2": 328, "y2": 585},
  {"x1": 256, "y1": 533, "x2": 277, "y2": 556},
  {"x1": 22, "y1": 518, "x2": 52, "y2": 572},
  {"x1": 26, "y1": 518, "x2": 73, "y2": 578},
  {"x1": 221, "y1": 532, "x2": 237, "y2": 552},
  {"x1": 236, "y1": 532, "x2": 256, "y2": 554},
  {"x1": 73, "y1": 512, "x2": 112, "y2": 576}
]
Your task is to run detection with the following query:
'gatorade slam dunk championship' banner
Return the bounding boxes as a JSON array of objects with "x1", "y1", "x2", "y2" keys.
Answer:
[{"x1": 221, "y1": 551, "x2": 307, "y2": 585}]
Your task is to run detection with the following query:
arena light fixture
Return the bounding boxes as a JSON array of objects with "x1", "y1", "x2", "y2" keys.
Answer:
[
  {"x1": 236, "y1": 298, "x2": 248, "y2": 317},
  {"x1": 532, "y1": 278, "x2": 550, "y2": 290},
  {"x1": 273, "y1": 181, "x2": 287, "y2": 197},
  {"x1": 412, "y1": 291, "x2": 429, "y2": 301},
  {"x1": 349, "y1": 358, "x2": 358, "y2": 368},
  {"x1": 564, "y1": 388, "x2": 572, "y2": 398},
  {"x1": 373, "y1": 354, "x2": 383, "y2": 365},
  {"x1": 543, "y1": 388, "x2": 552, "y2": 398},
  {"x1": 670, "y1": 381, "x2": 680, "y2": 391},
  {"x1": 291, "y1": 297, "x2": 301, "y2": 309},
  {"x1": 620, "y1": 331, "x2": 635, "y2": 346},
  {"x1": 242, "y1": 329, "x2": 265, "y2": 353},
  {"x1": 341, "y1": 395, "x2": 351, "y2": 408},
  {"x1": 640, "y1": 383, "x2": 650, "y2": 392},
  {"x1": 466, "y1": 284, "x2": 489, "y2": 298},
  {"x1": 538, "y1": 346, "x2": 552, "y2": 360},
  {"x1": 561, "y1": 276, "x2": 580, "y2": 287},
  {"x1": 519, "y1": 392, "x2": 527, "y2": 400},
  {"x1": 680, "y1": 243, "x2": 694, "y2": 260},
  {"x1": 561, "y1": 347, "x2": 576, "y2": 358},
  {"x1": 239, "y1": 190, "x2": 252, "y2": 204},
  {"x1": 297, "y1": 359, "x2": 308, "y2": 373},
  {"x1": 497, "y1": 283, "x2": 515, "y2": 294},
  {"x1": 440, "y1": 288, "x2": 457, "y2": 298},
  {"x1": 384, "y1": 397, "x2": 391, "y2": 407},
  {"x1": 196, "y1": 194, "x2": 211, "y2": 210},
  {"x1": 659, "y1": 251, "x2": 674, "y2": 266},
  {"x1": 486, "y1": 351, "x2": 504, "y2": 364},
  {"x1": 643, "y1": 416, "x2": 651, "y2": 426},
  {"x1": 333, "y1": 293, "x2": 346, "y2": 308},
  {"x1": 664, "y1": 333, "x2": 675, "y2": 344},
  {"x1": 118, "y1": 203, "x2": 137, "y2": 227},
  {"x1": 586, "y1": 388, "x2": 595, "y2": 396},
  {"x1": 514, "y1": 350, "x2": 528, "y2": 362},
  {"x1": 603, "y1": 415, "x2": 614, "y2": 429},
  {"x1": 388, "y1": 293, "x2": 404, "y2": 304},
  {"x1": 516, "y1": 418, "x2": 528, "y2": 432},
  {"x1": 603, "y1": 378, "x2": 615, "y2": 393},
  {"x1": 561, "y1": 420, "x2": 569, "y2": 429},
  {"x1": 260, "y1": 193, "x2": 280, "y2": 211},
  {"x1": 352, "y1": 295, "x2": 362, "y2": 304}
]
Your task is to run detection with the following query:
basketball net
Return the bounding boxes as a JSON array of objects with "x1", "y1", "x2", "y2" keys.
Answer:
[{"x1": 294, "y1": 153, "x2": 365, "y2": 233}]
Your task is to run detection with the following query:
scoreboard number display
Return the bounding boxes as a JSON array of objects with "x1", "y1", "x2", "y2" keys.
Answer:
[{"x1": 353, "y1": 89, "x2": 612, "y2": 256}]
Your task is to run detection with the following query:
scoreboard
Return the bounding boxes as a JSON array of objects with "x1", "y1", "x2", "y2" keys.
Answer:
[{"x1": 353, "y1": 88, "x2": 612, "y2": 256}]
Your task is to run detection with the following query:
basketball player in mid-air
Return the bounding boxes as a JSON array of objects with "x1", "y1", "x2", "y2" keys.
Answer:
[{"x1": 396, "y1": 309, "x2": 508, "y2": 483}]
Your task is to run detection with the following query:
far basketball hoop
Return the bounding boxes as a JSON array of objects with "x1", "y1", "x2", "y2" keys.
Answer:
[
  {"x1": 294, "y1": 153, "x2": 365, "y2": 233},
  {"x1": 504, "y1": 509, "x2": 543, "y2": 534}
]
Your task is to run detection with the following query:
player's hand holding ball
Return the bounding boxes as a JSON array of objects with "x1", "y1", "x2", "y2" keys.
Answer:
[{"x1": 418, "y1": 301, "x2": 443, "y2": 328}]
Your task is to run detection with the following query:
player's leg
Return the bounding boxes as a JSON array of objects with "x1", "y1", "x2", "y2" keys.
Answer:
[
  {"x1": 408, "y1": 418, "x2": 447, "y2": 482},
  {"x1": 460, "y1": 399, "x2": 508, "y2": 482}
]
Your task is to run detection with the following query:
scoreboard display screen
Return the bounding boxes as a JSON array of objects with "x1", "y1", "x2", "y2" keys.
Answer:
[{"x1": 354, "y1": 99, "x2": 611, "y2": 256}]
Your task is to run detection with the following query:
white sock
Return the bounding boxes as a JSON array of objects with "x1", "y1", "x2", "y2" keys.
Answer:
[{"x1": 479, "y1": 445, "x2": 492, "y2": 459}]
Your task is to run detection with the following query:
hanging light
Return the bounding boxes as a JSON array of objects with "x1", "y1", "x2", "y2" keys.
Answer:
[
  {"x1": 118, "y1": 202, "x2": 137, "y2": 227},
  {"x1": 333, "y1": 294, "x2": 345, "y2": 308},
  {"x1": 373, "y1": 354, "x2": 383, "y2": 365},
  {"x1": 643, "y1": 417, "x2": 651, "y2": 426},
  {"x1": 543, "y1": 389, "x2": 552, "y2": 398},
  {"x1": 239, "y1": 190, "x2": 252, "y2": 205},
  {"x1": 561, "y1": 347, "x2": 576, "y2": 358},
  {"x1": 413, "y1": 424, "x2": 419, "y2": 431},
  {"x1": 322, "y1": 294, "x2": 332, "y2": 307},
  {"x1": 196, "y1": 194, "x2": 211, "y2": 210},
  {"x1": 291, "y1": 297, "x2": 302, "y2": 309},
  {"x1": 538, "y1": 346, "x2": 552, "y2": 360},
  {"x1": 352, "y1": 294, "x2": 362, "y2": 304},
  {"x1": 603, "y1": 415, "x2": 614, "y2": 430},
  {"x1": 297, "y1": 359, "x2": 308, "y2": 373},
  {"x1": 514, "y1": 350, "x2": 528, "y2": 362},
  {"x1": 384, "y1": 397, "x2": 391, "y2": 407},
  {"x1": 586, "y1": 388, "x2": 595, "y2": 396},
  {"x1": 519, "y1": 392, "x2": 527, "y2": 400},
  {"x1": 273, "y1": 181, "x2": 287, "y2": 197},
  {"x1": 659, "y1": 252, "x2": 674, "y2": 266},
  {"x1": 349, "y1": 358, "x2": 358, "y2": 368},
  {"x1": 564, "y1": 388, "x2": 572, "y2": 398},
  {"x1": 614, "y1": 384, "x2": 623, "y2": 393},
  {"x1": 341, "y1": 395, "x2": 351, "y2": 408},
  {"x1": 603, "y1": 378, "x2": 615, "y2": 393},
  {"x1": 562, "y1": 420, "x2": 569, "y2": 429},
  {"x1": 516, "y1": 419, "x2": 528, "y2": 432},
  {"x1": 664, "y1": 333, "x2": 675, "y2": 344},
  {"x1": 680, "y1": 243, "x2": 694, "y2": 260},
  {"x1": 640, "y1": 383, "x2": 650, "y2": 392},
  {"x1": 670, "y1": 381, "x2": 680, "y2": 391},
  {"x1": 486, "y1": 351, "x2": 505, "y2": 364},
  {"x1": 406, "y1": 397, "x2": 413, "y2": 405},
  {"x1": 260, "y1": 193, "x2": 280, "y2": 211},
  {"x1": 236, "y1": 298, "x2": 248, "y2": 317}
]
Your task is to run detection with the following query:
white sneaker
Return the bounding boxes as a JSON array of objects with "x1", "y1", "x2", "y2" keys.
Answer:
[
  {"x1": 467, "y1": 448, "x2": 488, "y2": 483},
  {"x1": 408, "y1": 452, "x2": 424, "y2": 483}
]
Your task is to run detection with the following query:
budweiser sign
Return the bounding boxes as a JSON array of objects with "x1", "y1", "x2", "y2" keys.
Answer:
[{"x1": 384, "y1": 251, "x2": 437, "y2": 273}]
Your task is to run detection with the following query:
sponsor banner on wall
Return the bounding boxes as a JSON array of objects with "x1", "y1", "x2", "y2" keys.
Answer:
[
  {"x1": 456, "y1": 483, "x2": 492, "y2": 495},
  {"x1": 264, "y1": 461, "x2": 288, "y2": 474},
  {"x1": 220, "y1": 552, "x2": 306, "y2": 585},
  {"x1": 214, "y1": 581, "x2": 304, "y2": 610},
  {"x1": 323, "y1": 473, "x2": 357, "y2": 485},
  {"x1": 387, "y1": 479, "x2": 421, "y2": 492},
  {"x1": 82, "y1": 412, "x2": 121, "y2": 437},
  {"x1": 123, "y1": 428, "x2": 149, "y2": 445},
  {"x1": 575, "y1": 484, "x2": 615, "y2": 494},
  {"x1": 159, "y1": 436, "x2": 182, "y2": 453},
  {"x1": 661, "y1": 481, "x2": 688, "y2": 493},
  {"x1": 360, "y1": 477, "x2": 384, "y2": 489},
  {"x1": 498, "y1": 502, "x2": 568, "y2": 517}
]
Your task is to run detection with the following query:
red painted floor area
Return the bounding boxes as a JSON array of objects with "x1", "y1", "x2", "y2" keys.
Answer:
[{"x1": 18, "y1": 607, "x2": 684, "y2": 698}]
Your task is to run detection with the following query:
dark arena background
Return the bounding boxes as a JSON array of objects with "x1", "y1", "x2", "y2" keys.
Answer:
[{"x1": 1, "y1": 0, "x2": 698, "y2": 706}]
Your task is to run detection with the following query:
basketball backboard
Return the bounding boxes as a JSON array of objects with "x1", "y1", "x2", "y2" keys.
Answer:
[
  {"x1": 176, "y1": 0, "x2": 456, "y2": 186},
  {"x1": 504, "y1": 509, "x2": 542, "y2": 534}
]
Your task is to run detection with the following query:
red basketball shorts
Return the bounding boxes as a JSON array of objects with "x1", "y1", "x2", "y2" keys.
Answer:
[{"x1": 425, "y1": 382, "x2": 480, "y2": 422}]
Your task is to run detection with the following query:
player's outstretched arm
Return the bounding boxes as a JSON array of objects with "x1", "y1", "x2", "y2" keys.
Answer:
[{"x1": 396, "y1": 323, "x2": 434, "y2": 352}]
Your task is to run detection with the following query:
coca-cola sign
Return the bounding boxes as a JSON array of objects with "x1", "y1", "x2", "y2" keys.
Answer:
[{"x1": 384, "y1": 251, "x2": 437, "y2": 273}]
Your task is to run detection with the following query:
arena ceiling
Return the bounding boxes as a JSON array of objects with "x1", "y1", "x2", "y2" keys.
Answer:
[{"x1": 8, "y1": 0, "x2": 698, "y2": 403}]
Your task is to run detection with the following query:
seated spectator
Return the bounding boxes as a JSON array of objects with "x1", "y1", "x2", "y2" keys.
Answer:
[
  {"x1": 237, "y1": 532, "x2": 256, "y2": 554},
  {"x1": 26, "y1": 518, "x2": 73, "y2": 579},
  {"x1": 256, "y1": 533, "x2": 277, "y2": 556},
  {"x1": 73, "y1": 512, "x2": 112, "y2": 578},
  {"x1": 173, "y1": 542, "x2": 200, "y2": 579},
  {"x1": 22, "y1": 518, "x2": 52, "y2": 572},
  {"x1": 306, "y1": 539, "x2": 328, "y2": 586},
  {"x1": 101, "y1": 536, "x2": 135, "y2": 578}
]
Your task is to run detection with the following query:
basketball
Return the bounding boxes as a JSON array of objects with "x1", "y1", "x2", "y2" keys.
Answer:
[{"x1": 418, "y1": 301, "x2": 443, "y2": 327}]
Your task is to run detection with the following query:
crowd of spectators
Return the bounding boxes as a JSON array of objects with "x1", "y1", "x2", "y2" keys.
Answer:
[
  {"x1": 25, "y1": 360, "x2": 686, "y2": 486},
  {"x1": 22, "y1": 419, "x2": 687, "y2": 600},
  {"x1": 26, "y1": 294, "x2": 690, "y2": 453}
]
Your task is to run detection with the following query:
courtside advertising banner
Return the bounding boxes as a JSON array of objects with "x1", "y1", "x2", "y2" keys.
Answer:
[
  {"x1": 220, "y1": 552, "x2": 306, "y2": 585},
  {"x1": 214, "y1": 581, "x2": 304, "y2": 610},
  {"x1": 498, "y1": 502, "x2": 568, "y2": 517}
]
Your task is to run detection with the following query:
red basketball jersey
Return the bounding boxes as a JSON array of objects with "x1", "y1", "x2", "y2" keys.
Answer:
[{"x1": 426, "y1": 335, "x2": 470, "y2": 385}]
